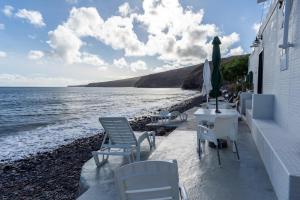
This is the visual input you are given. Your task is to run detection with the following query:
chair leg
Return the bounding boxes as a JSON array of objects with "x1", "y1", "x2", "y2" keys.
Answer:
[
  {"x1": 217, "y1": 146, "x2": 221, "y2": 166},
  {"x1": 92, "y1": 152, "x2": 108, "y2": 167},
  {"x1": 93, "y1": 153, "x2": 100, "y2": 166},
  {"x1": 198, "y1": 139, "x2": 202, "y2": 159},
  {"x1": 234, "y1": 141, "x2": 240, "y2": 160},
  {"x1": 152, "y1": 133, "x2": 156, "y2": 148},
  {"x1": 147, "y1": 137, "x2": 151, "y2": 149},
  {"x1": 128, "y1": 154, "x2": 132, "y2": 163},
  {"x1": 136, "y1": 145, "x2": 141, "y2": 161}
]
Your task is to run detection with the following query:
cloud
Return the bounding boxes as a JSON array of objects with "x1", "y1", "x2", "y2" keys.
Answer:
[
  {"x1": 220, "y1": 32, "x2": 241, "y2": 55},
  {"x1": 118, "y1": 2, "x2": 132, "y2": 17},
  {"x1": 113, "y1": 57, "x2": 128, "y2": 68},
  {"x1": 252, "y1": 22, "x2": 261, "y2": 33},
  {"x1": 0, "y1": 23, "x2": 4, "y2": 30},
  {"x1": 48, "y1": 2, "x2": 243, "y2": 70},
  {"x1": 97, "y1": 66, "x2": 108, "y2": 71},
  {"x1": 100, "y1": 16, "x2": 145, "y2": 56},
  {"x1": 2, "y1": 5, "x2": 14, "y2": 17},
  {"x1": 28, "y1": 50, "x2": 45, "y2": 60},
  {"x1": 80, "y1": 52, "x2": 106, "y2": 66},
  {"x1": 48, "y1": 25, "x2": 83, "y2": 64},
  {"x1": 15, "y1": 9, "x2": 46, "y2": 27},
  {"x1": 130, "y1": 60, "x2": 147, "y2": 72},
  {"x1": 65, "y1": 0, "x2": 78, "y2": 4},
  {"x1": 48, "y1": 7, "x2": 144, "y2": 65},
  {"x1": 153, "y1": 64, "x2": 174, "y2": 73},
  {"x1": 133, "y1": 0, "x2": 240, "y2": 66},
  {"x1": 0, "y1": 51, "x2": 7, "y2": 58},
  {"x1": 0, "y1": 73, "x2": 88, "y2": 87},
  {"x1": 113, "y1": 57, "x2": 149, "y2": 72},
  {"x1": 227, "y1": 46, "x2": 245, "y2": 56},
  {"x1": 48, "y1": 20, "x2": 107, "y2": 66}
]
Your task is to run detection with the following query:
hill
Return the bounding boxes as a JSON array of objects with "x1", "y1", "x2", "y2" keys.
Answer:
[
  {"x1": 77, "y1": 55, "x2": 248, "y2": 90},
  {"x1": 84, "y1": 77, "x2": 139, "y2": 87}
]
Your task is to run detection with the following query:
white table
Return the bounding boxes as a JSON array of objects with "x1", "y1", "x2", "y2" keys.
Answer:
[
  {"x1": 194, "y1": 108, "x2": 239, "y2": 152},
  {"x1": 194, "y1": 108, "x2": 239, "y2": 123}
]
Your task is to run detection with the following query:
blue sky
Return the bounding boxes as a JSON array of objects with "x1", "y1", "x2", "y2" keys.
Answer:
[{"x1": 0, "y1": 0, "x2": 266, "y2": 86}]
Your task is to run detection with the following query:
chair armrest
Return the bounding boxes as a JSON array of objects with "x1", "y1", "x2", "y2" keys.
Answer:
[
  {"x1": 137, "y1": 131, "x2": 155, "y2": 145},
  {"x1": 180, "y1": 113, "x2": 188, "y2": 121},
  {"x1": 198, "y1": 125, "x2": 211, "y2": 132},
  {"x1": 197, "y1": 125, "x2": 218, "y2": 145},
  {"x1": 179, "y1": 183, "x2": 189, "y2": 200},
  {"x1": 137, "y1": 131, "x2": 149, "y2": 144}
]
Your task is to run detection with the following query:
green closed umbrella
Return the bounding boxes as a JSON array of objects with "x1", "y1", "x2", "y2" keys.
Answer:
[{"x1": 210, "y1": 36, "x2": 222, "y2": 113}]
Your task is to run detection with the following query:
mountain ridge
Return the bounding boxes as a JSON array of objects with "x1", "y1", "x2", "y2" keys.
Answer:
[{"x1": 71, "y1": 55, "x2": 248, "y2": 90}]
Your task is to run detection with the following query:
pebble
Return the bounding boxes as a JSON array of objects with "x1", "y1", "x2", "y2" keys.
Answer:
[{"x1": 0, "y1": 94, "x2": 204, "y2": 200}]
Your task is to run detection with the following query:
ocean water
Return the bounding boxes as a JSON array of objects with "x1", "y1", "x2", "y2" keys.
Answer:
[{"x1": 0, "y1": 87, "x2": 198, "y2": 162}]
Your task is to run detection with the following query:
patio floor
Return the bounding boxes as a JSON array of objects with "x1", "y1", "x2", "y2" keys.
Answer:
[{"x1": 77, "y1": 107, "x2": 277, "y2": 200}]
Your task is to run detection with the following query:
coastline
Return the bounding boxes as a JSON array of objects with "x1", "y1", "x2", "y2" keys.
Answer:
[{"x1": 0, "y1": 94, "x2": 204, "y2": 200}]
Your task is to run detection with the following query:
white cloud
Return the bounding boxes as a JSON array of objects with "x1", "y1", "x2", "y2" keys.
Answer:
[
  {"x1": 65, "y1": 0, "x2": 78, "y2": 4},
  {"x1": 100, "y1": 16, "x2": 145, "y2": 56},
  {"x1": 2, "y1": 5, "x2": 14, "y2": 17},
  {"x1": 133, "y1": 0, "x2": 240, "y2": 66},
  {"x1": 48, "y1": 7, "x2": 143, "y2": 65},
  {"x1": 15, "y1": 9, "x2": 46, "y2": 27},
  {"x1": 113, "y1": 58, "x2": 149, "y2": 72},
  {"x1": 80, "y1": 52, "x2": 106, "y2": 66},
  {"x1": 220, "y1": 32, "x2": 241, "y2": 55},
  {"x1": 28, "y1": 50, "x2": 45, "y2": 60},
  {"x1": 113, "y1": 57, "x2": 128, "y2": 68},
  {"x1": 0, "y1": 73, "x2": 87, "y2": 87},
  {"x1": 48, "y1": 20, "x2": 107, "y2": 66},
  {"x1": 0, "y1": 23, "x2": 5, "y2": 30},
  {"x1": 153, "y1": 64, "x2": 174, "y2": 73},
  {"x1": 227, "y1": 46, "x2": 245, "y2": 56},
  {"x1": 118, "y1": 2, "x2": 132, "y2": 17},
  {"x1": 48, "y1": 2, "x2": 243, "y2": 71},
  {"x1": 130, "y1": 60, "x2": 147, "y2": 72},
  {"x1": 252, "y1": 22, "x2": 261, "y2": 33},
  {"x1": 48, "y1": 25, "x2": 83, "y2": 64},
  {"x1": 97, "y1": 66, "x2": 108, "y2": 71},
  {"x1": 0, "y1": 51, "x2": 7, "y2": 58}
]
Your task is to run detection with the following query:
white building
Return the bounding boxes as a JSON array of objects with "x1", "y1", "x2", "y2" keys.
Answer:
[{"x1": 247, "y1": 0, "x2": 300, "y2": 199}]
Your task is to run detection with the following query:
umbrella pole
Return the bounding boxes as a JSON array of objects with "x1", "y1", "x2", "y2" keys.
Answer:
[
  {"x1": 206, "y1": 89, "x2": 209, "y2": 106},
  {"x1": 215, "y1": 96, "x2": 221, "y2": 113}
]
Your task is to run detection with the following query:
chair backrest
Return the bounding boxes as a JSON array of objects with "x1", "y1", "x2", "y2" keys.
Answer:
[
  {"x1": 99, "y1": 117, "x2": 137, "y2": 145},
  {"x1": 213, "y1": 116, "x2": 237, "y2": 140},
  {"x1": 115, "y1": 160, "x2": 181, "y2": 200},
  {"x1": 159, "y1": 110, "x2": 170, "y2": 117},
  {"x1": 170, "y1": 111, "x2": 180, "y2": 118}
]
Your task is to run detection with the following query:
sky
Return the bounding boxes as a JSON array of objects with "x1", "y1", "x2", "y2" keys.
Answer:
[{"x1": 0, "y1": 0, "x2": 267, "y2": 86}]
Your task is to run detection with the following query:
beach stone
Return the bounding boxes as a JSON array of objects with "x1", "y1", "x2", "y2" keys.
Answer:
[{"x1": 0, "y1": 94, "x2": 204, "y2": 200}]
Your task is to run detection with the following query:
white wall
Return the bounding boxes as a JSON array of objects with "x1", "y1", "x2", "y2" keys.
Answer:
[{"x1": 249, "y1": 0, "x2": 300, "y2": 135}]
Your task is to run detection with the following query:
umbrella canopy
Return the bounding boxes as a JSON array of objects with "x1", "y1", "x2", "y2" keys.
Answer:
[
  {"x1": 210, "y1": 36, "x2": 222, "y2": 113},
  {"x1": 201, "y1": 59, "x2": 212, "y2": 104}
]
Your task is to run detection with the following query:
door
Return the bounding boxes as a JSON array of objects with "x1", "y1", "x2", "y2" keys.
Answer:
[{"x1": 257, "y1": 51, "x2": 264, "y2": 94}]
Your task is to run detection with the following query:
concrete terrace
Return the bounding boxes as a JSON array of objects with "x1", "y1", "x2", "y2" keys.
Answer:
[{"x1": 77, "y1": 107, "x2": 277, "y2": 200}]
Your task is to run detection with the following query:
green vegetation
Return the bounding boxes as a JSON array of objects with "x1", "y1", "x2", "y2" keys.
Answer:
[{"x1": 221, "y1": 55, "x2": 249, "y2": 82}]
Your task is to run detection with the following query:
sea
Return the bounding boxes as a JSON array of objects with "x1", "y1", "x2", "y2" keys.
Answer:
[{"x1": 0, "y1": 87, "x2": 199, "y2": 162}]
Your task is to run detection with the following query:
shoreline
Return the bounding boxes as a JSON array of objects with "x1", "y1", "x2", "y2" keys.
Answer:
[{"x1": 0, "y1": 94, "x2": 204, "y2": 200}]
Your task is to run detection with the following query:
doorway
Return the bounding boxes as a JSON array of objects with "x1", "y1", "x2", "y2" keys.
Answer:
[{"x1": 257, "y1": 51, "x2": 264, "y2": 94}]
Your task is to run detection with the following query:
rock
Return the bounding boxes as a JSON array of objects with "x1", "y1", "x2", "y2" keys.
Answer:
[{"x1": 0, "y1": 95, "x2": 204, "y2": 200}]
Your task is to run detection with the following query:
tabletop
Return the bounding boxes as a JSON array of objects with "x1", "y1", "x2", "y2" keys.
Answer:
[{"x1": 194, "y1": 108, "x2": 238, "y2": 117}]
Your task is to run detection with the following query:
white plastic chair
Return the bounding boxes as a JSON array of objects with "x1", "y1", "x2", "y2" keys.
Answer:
[
  {"x1": 197, "y1": 116, "x2": 239, "y2": 165},
  {"x1": 114, "y1": 160, "x2": 189, "y2": 200},
  {"x1": 92, "y1": 117, "x2": 155, "y2": 167},
  {"x1": 158, "y1": 110, "x2": 188, "y2": 123}
]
